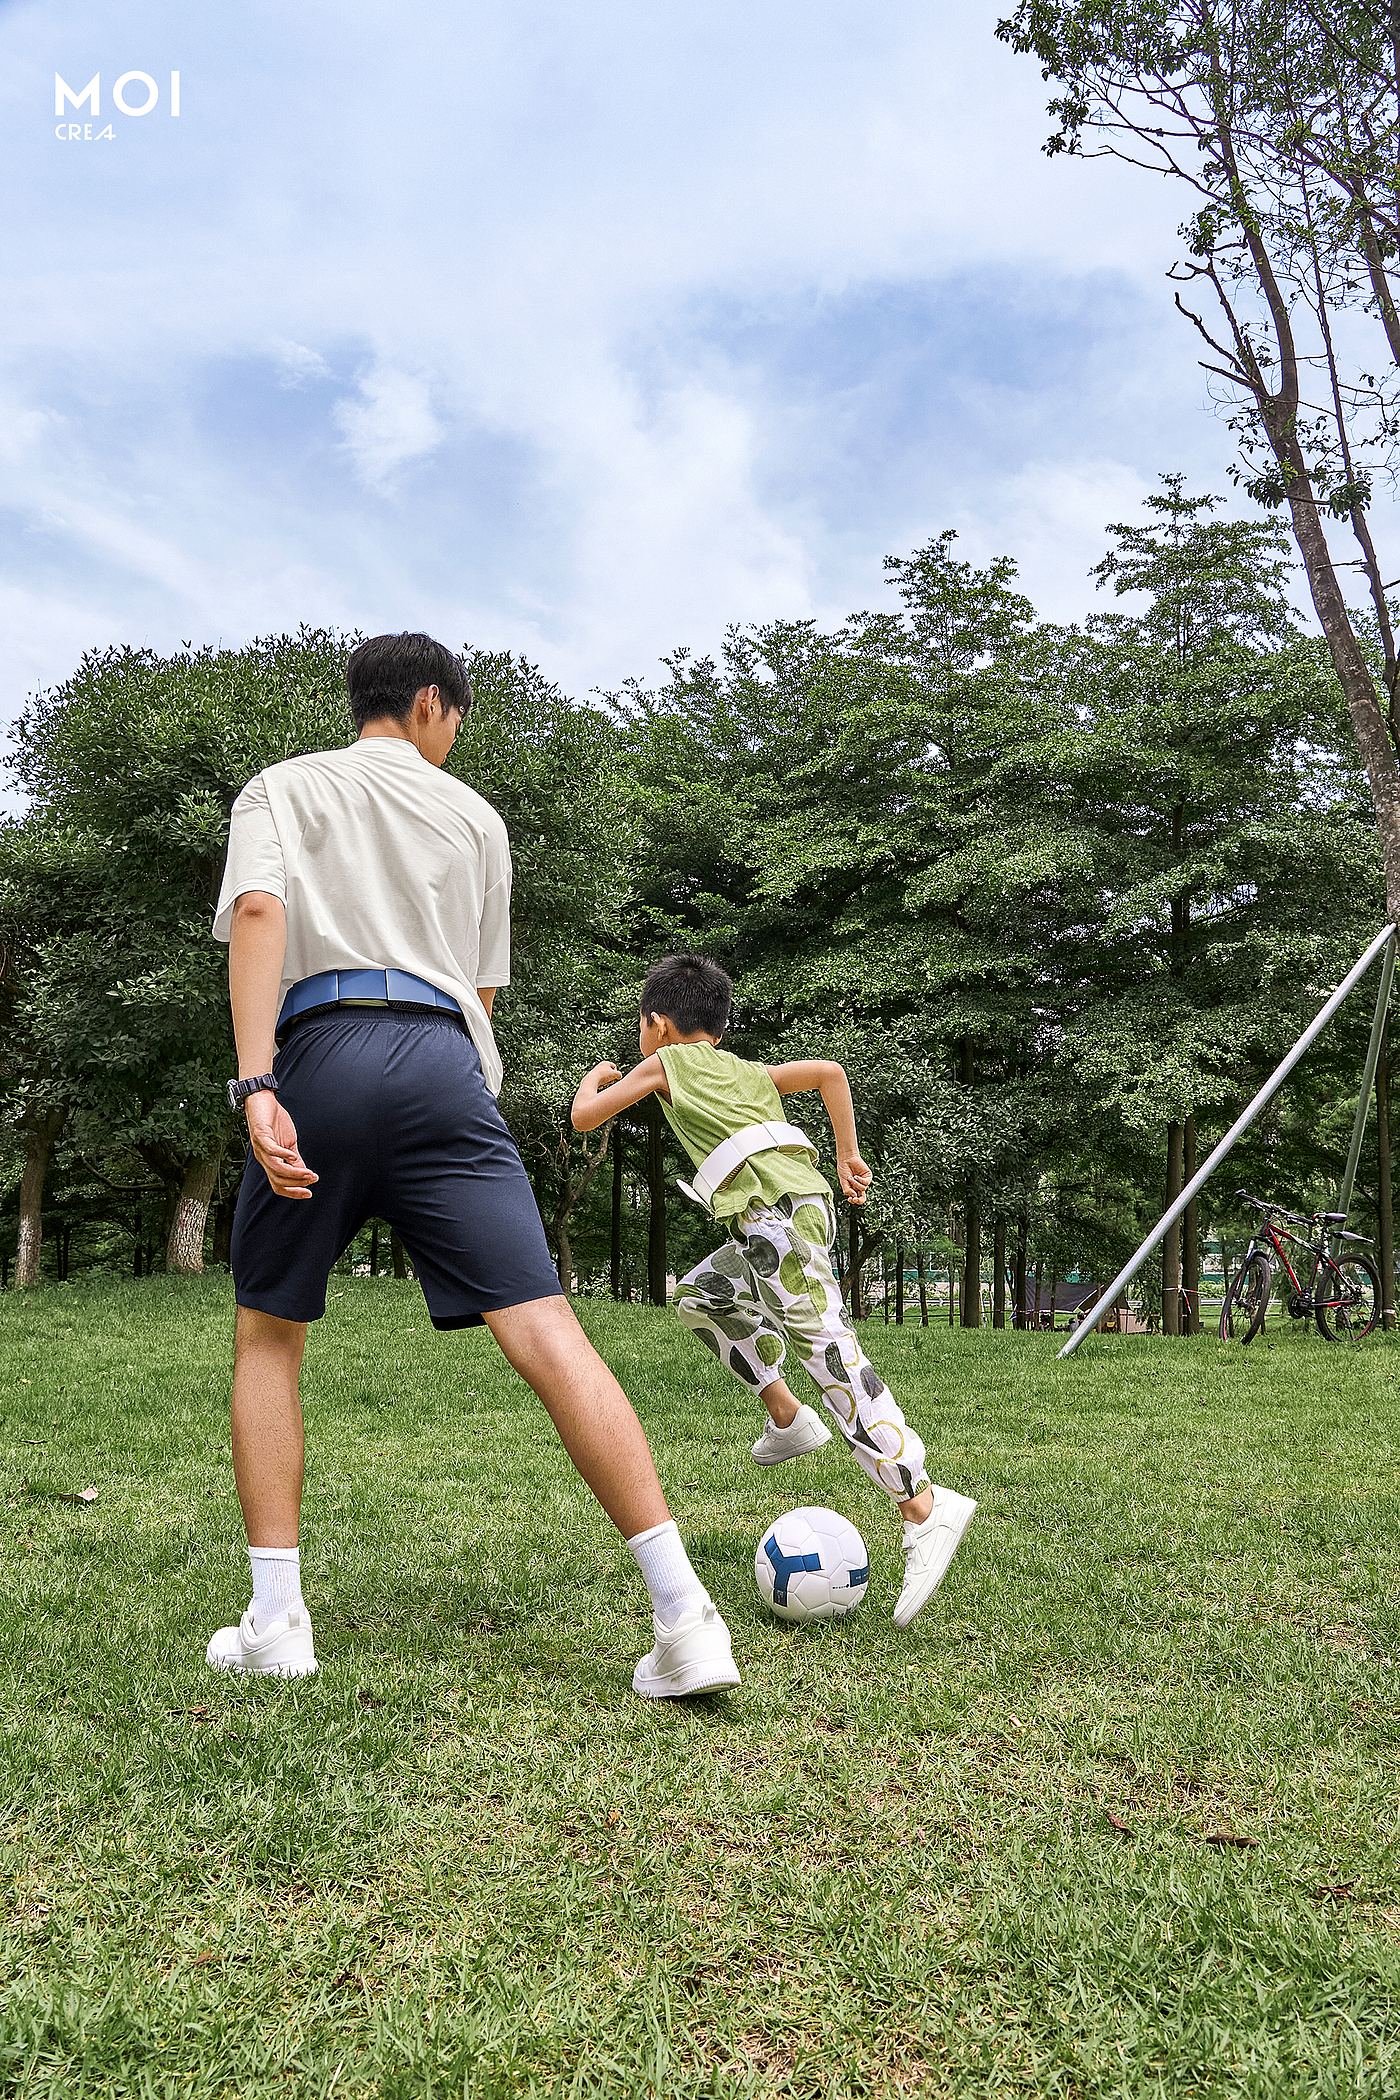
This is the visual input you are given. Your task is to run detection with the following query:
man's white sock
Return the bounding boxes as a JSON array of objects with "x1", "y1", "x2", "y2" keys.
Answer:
[
  {"x1": 249, "y1": 1546, "x2": 304, "y2": 1628},
  {"x1": 626, "y1": 1519, "x2": 708, "y2": 1625}
]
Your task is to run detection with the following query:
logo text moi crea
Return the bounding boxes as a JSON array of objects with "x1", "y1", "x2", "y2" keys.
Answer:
[{"x1": 55, "y1": 72, "x2": 180, "y2": 141}]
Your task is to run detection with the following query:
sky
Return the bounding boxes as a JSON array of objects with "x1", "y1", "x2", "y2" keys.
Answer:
[{"x1": 2, "y1": 0, "x2": 1277, "y2": 741}]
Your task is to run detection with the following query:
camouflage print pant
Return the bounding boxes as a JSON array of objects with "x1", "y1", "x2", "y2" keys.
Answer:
[{"x1": 673, "y1": 1193, "x2": 930, "y2": 1504}]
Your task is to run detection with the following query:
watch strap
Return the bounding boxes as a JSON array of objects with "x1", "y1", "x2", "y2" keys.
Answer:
[{"x1": 228, "y1": 1072, "x2": 279, "y2": 1110}]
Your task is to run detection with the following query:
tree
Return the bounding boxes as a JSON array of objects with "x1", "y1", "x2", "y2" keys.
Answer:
[
  {"x1": 4, "y1": 632, "x2": 353, "y2": 1274},
  {"x1": 997, "y1": 1, "x2": 1400, "y2": 917}
]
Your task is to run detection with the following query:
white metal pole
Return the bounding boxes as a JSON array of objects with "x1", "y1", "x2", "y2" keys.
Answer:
[{"x1": 1059, "y1": 922, "x2": 1398, "y2": 1361}]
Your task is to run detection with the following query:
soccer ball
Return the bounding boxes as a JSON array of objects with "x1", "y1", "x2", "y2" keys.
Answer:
[{"x1": 754, "y1": 1507, "x2": 870, "y2": 1624}]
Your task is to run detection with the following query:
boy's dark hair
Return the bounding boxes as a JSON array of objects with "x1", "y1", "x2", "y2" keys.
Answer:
[
  {"x1": 346, "y1": 633, "x2": 474, "y2": 731},
  {"x1": 641, "y1": 954, "x2": 733, "y2": 1037}
]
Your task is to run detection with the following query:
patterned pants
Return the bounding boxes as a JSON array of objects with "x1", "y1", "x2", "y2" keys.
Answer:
[{"x1": 673, "y1": 1194, "x2": 930, "y2": 1504}]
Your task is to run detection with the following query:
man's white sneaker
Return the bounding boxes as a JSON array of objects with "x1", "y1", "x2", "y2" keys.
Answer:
[
  {"x1": 893, "y1": 1488, "x2": 978, "y2": 1629},
  {"x1": 751, "y1": 1404, "x2": 833, "y2": 1466},
  {"x1": 205, "y1": 1604, "x2": 318, "y2": 1678},
  {"x1": 632, "y1": 1600, "x2": 741, "y2": 1697}
]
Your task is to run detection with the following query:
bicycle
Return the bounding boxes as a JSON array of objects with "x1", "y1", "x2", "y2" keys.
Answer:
[{"x1": 1218, "y1": 1190, "x2": 1381, "y2": 1344}]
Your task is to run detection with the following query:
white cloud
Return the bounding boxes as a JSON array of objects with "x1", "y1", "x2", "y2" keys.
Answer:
[
  {"x1": 331, "y1": 366, "x2": 444, "y2": 493},
  {"x1": 273, "y1": 339, "x2": 330, "y2": 389}
]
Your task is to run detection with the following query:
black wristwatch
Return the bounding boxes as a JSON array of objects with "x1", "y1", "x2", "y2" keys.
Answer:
[{"x1": 227, "y1": 1072, "x2": 279, "y2": 1111}]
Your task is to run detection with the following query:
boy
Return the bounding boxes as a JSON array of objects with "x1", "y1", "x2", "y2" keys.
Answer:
[{"x1": 571, "y1": 954, "x2": 977, "y2": 1627}]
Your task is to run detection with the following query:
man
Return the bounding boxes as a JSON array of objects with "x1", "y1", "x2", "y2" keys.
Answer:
[{"x1": 208, "y1": 631, "x2": 738, "y2": 1697}]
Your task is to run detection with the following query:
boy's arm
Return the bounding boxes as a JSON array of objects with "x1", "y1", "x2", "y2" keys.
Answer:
[
  {"x1": 768, "y1": 1059, "x2": 872, "y2": 1205},
  {"x1": 571, "y1": 1053, "x2": 670, "y2": 1132}
]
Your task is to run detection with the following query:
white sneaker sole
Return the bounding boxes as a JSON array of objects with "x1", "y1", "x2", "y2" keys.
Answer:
[
  {"x1": 893, "y1": 1492, "x2": 978, "y2": 1629},
  {"x1": 633, "y1": 1651, "x2": 742, "y2": 1697}
]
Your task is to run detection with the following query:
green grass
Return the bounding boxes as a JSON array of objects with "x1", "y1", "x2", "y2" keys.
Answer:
[{"x1": 2, "y1": 1276, "x2": 1398, "y2": 2097}]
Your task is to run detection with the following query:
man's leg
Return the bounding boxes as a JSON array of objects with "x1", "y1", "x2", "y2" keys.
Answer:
[
  {"x1": 231, "y1": 1307, "x2": 307, "y2": 1545},
  {"x1": 484, "y1": 1295, "x2": 667, "y2": 1537},
  {"x1": 208, "y1": 1307, "x2": 316, "y2": 1675},
  {"x1": 484, "y1": 1294, "x2": 739, "y2": 1694}
]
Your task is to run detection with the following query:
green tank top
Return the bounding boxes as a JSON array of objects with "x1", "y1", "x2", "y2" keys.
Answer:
[{"x1": 656, "y1": 1042, "x2": 833, "y2": 1219}]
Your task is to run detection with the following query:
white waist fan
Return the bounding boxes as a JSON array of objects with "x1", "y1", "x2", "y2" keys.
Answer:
[{"x1": 677, "y1": 1120, "x2": 819, "y2": 1213}]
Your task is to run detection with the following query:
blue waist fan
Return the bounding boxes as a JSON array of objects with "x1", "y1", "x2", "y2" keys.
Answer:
[{"x1": 277, "y1": 968, "x2": 464, "y2": 1039}]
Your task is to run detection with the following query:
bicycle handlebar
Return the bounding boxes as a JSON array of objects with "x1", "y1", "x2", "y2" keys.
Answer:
[{"x1": 1233, "y1": 1188, "x2": 1312, "y2": 1227}]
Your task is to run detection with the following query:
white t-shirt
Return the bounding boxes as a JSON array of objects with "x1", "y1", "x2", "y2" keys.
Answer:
[{"x1": 212, "y1": 737, "x2": 511, "y2": 1093}]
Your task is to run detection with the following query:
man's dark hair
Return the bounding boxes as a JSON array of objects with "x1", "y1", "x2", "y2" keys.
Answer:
[
  {"x1": 346, "y1": 633, "x2": 474, "y2": 731},
  {"x1": 640, "y1": 954, "x2": 733, "y2": 1037}
]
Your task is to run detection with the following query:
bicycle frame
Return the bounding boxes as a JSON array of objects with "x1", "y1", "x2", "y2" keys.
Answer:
[{"x1": 1243, "y1": 1217, "x2": 1324, "y2": 1308}]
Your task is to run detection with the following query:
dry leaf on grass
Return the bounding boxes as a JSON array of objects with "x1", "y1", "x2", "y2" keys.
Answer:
[
  {"x1": 1202, "y1": 1831, "x2": 1257, "y2": 1848},
  {"x1": 1105, "y1": 1811, "x2": 1136, "y2": 1837}
]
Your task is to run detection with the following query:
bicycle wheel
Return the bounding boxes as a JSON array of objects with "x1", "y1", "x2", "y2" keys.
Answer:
[
  {"x1": 1220, "y1": 1253, "x2": 1272, "y2": 1343},
  {"x1": 1315, "y1": 1254, "x2": 1381, "y2": 1341}
]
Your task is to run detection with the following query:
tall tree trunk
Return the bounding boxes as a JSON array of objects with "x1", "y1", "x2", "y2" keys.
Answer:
[
  {"x1": 1182, "y1": 1114, "x2": 1200, "y2": 1336},
  {"x1": 167, "y1": 1154, "x2": 220, "y2": 1275},
  {"x1": 916, "y1": 1242, "x2": 928, "y2": 1326},
  {"x1": 646, "y1": 1100, "x2": 667, "y2": 1307},
  {"x1": 962, "y1": 1193, "x2": 982, "y2": 1327},
  {"x1": 15, "y1": 1108, "x2": 66, "y2": 1289},
  {"x1": 1379, "y1": 1015, "x2": 1395, "y2": 1331},
  {"x1": 1015, "y1": 1215, "x2": 1028, "y2": 1329},
  {"x1": 1162, "y1": 1121, "x2": 1184, "y2": 1337},
  {"x1": 611, "y1": 1122, "x2": 623, "y2": 1300},
  {"x1": 895, "y1": 1236, "x2": 905, "y2": 1325},
  {"x1": 992, "y1": 1215, "x2": 1007, "y2": 1329},
  {"x1": 1033, "y1": 1258, "x2": 1043, "y2": 1328},
  {"x1": 551, "y1": 1120, "x2": 610, "y2": 1295},
  {"x1": 949, "y1": 1262, "x2": 956, "y2": 1328},
  {"x1": 368, "y1": 1219, "x2": 379, "y2": 1278},
  {"x1": 1048, "y1": 1274, "x2": 1057, "y2": 1329},
  {"x1": 391, "y1": 1228, "x2": 408, "y2": 1280}
]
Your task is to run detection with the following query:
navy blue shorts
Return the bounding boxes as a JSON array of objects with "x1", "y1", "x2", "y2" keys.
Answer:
[{"x1": 231, "y1": 1011, "x2": 562, "y2": 1328}]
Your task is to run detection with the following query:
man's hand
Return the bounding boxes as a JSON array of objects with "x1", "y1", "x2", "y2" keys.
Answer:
[
  {"x1": 838, "y1": 1152, "x2": 873, "y2": 1204},
  {"x1": 245, "y1": 1091, "x2": 318, "y2": 1200}
]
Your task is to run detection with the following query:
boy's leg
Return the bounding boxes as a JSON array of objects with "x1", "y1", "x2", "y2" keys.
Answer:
[
  {"x1": 724, "y1": 1201, "x2": 934, "y2": 1505},
  {"x1": 752, "y1": 1201, "x2": 975, "y2": 1621},
  {"x1": 673, "y1": 1233, "x2": 831, "y2": 1459},
  {"x1": 673, "y1": 1240, "x2": 790, "y2": 1390}
]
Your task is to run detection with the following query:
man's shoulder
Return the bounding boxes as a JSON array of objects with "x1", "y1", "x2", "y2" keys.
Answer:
[{"x1": 249, "y1": 746, "x2": 508, "y2": 837}]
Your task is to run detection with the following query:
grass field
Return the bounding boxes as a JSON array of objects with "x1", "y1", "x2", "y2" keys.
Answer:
[{"x1": 2, "y1": 1275, "x2": 1398, "y2": 2097}]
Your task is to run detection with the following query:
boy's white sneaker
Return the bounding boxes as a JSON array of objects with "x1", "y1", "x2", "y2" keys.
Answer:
[
  {"x1": 632, "y1": 1600, "x2": 741, "y2": 1697},
  {"x1": 206, "y1": 1603, "x2": 318, "y2": 1678},
  {"x1": 751, "y1": 1404, "x2": 832, "y2": 1466},
  {"x1": 893, "y1": 1489, "x2": 978, "y2": 1629}
]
